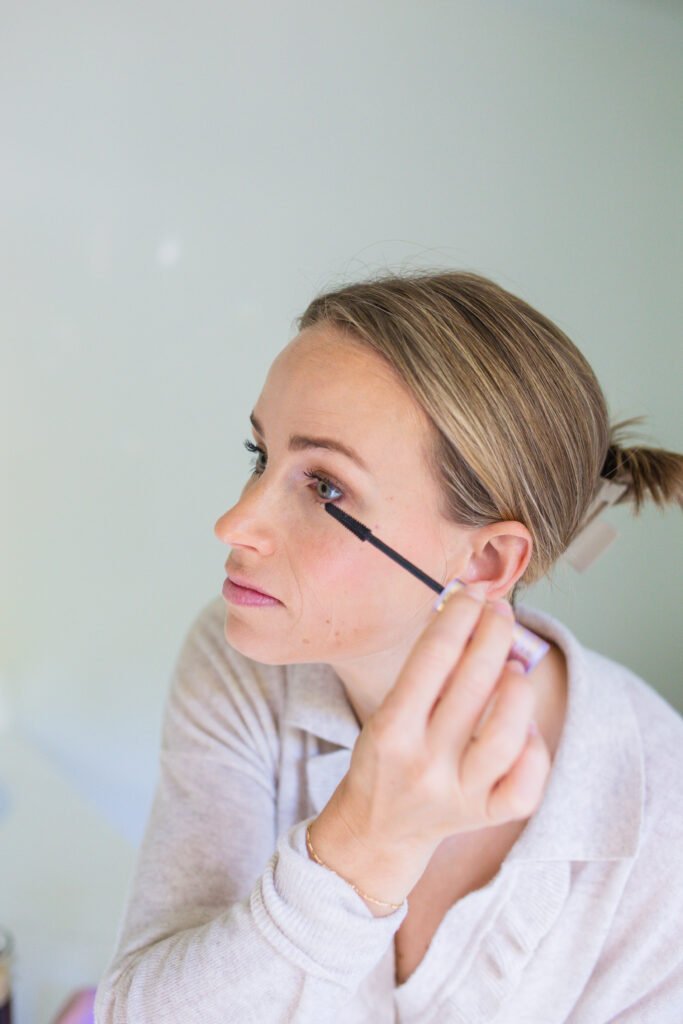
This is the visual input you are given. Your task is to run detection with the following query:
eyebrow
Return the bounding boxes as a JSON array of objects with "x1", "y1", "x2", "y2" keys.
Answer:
[{"x1": 249, "y1": 411, "x2": 370, "y2": 474}]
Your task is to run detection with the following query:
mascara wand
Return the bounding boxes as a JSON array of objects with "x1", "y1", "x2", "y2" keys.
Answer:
[
  {"x1": 322, "y1": 501, "x2": 550, "y2": 673},
  {"x1": 323, "y1": 502, "x2": 449, "y2": 595}
]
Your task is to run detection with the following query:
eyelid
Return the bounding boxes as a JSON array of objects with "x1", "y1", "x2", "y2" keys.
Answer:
[{"x1": 243, "y1": 438, "x2": 349, "y2": 497}]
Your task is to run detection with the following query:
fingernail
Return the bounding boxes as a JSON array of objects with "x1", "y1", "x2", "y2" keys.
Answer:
[{"x1": 506, "y1": 658, "x2": 526, "y2": 675}]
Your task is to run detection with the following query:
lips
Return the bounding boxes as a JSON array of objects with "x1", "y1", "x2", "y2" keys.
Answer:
[{"x1": 226, "y1": 571, "x2": 277, "y2": 600}]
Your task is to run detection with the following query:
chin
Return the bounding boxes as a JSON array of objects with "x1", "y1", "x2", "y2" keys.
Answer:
[{"x1": 223, "y1": 612, "x2": 302, "y2": 666}]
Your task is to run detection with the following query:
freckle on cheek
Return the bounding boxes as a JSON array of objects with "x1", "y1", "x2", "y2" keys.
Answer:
[{"x1": 302, "y1": 638, "x2": 310, "y2": 644}]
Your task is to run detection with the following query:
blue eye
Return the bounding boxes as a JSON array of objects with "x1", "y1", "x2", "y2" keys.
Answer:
[
  {"x1": 302, "y1": 469, "x2": 345, "y2": 504},
  {"x1": 243, "y1": 439, "x2": 345, "y2": 504}
]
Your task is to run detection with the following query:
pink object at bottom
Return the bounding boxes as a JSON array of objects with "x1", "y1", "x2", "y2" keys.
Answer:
[{"x1": 50, "y1": 987, "x2": 96, "y2": 1024}]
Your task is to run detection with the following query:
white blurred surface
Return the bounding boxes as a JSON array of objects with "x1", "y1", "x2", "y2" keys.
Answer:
[{"x1": 0, "y1": 729, "x2": 134, "y2": 1024}]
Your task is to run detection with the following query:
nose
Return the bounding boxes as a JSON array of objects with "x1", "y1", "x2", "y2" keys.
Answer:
[{"x1": 213, "y1": 486, "x2": 276, "y2": 552}]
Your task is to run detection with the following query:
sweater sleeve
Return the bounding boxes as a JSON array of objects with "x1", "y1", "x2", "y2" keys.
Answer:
[{"x1": 93, "y1": 599, "x2": 407, "y2": 1024}]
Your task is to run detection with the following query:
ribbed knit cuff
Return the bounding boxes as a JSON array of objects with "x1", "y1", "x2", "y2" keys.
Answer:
[{"x1": 250, "y1": 816, "x2": 408, "y2": 989}]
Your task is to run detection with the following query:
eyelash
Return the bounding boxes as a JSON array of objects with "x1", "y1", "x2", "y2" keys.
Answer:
[{"x1": 242, "y1": 439, "x2": 346, "y2": 504}]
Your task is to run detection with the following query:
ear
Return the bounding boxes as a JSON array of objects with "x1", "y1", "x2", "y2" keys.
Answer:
[{"x1": 458, "y1": 521, "x2": 532, "y2": 601}]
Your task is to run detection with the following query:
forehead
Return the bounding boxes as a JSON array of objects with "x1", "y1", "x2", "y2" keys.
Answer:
[{"x1": 262, "y1": 326, "x2": 429, "y2": 442}]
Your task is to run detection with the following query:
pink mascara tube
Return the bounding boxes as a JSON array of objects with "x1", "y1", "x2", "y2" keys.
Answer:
[{"x1": 323, "y1": 503, "x2": 550, "y2": 674}]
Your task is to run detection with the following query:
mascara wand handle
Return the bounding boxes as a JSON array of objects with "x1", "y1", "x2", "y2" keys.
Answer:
[
  {"x1": 433, "y1": 579, "x2": 550, "y2": 674},
  {"x1": 366, "y1": 534, "x2": 444, "y2": 593}
]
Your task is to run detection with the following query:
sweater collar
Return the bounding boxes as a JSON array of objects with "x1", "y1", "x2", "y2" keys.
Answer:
[{"x1": 283, "y1": 603, "x2": 644, "y2": 862}]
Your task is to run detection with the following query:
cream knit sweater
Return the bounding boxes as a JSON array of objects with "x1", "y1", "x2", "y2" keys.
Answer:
[{"x1": 94, "y1": 596, "x2": 683, "y2": 1023}]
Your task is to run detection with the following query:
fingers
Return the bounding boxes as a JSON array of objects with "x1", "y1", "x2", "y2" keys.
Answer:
[
  {"x1": 427, "y1": 599, "x2": 516, "y2": 751},
  {"x1": 381, "y1": 583, "x2": 488, "y2": 730},
  {"x1": 485, "y1": 726, "x2": 551, "y2": 824},
  {"x1": 459, "y1": 662, "x2": 536, "y2": 792}
]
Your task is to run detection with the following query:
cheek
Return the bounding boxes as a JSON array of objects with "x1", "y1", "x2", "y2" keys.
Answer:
[
  {"x1": 300, "y1": 534, "x2": 418, "y2": 625},
  {"x1": 298, "y1": 535, "x2": 359, "y2": 595}
]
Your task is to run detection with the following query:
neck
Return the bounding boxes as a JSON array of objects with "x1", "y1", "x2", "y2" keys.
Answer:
[{"x1": 340, "y1": 633, "x2": 568, "y2": 763}]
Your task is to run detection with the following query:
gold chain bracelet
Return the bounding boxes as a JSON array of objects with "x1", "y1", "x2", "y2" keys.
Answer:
[{"x1": 305, "y1": 825, "x2": 404, "y2": 911}]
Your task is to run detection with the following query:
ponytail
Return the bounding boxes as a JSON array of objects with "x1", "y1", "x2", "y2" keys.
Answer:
[
  {"x1": 562, "y1": 415, "x2": 683, "y2": 574},
  {"x1": 602, "y1": 415, "x2": 683, "y2": 515}
]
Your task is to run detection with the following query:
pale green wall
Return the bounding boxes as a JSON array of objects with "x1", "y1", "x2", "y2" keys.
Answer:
[{"x1": 2, "y1": 0, "x2": 681, "y2": 845}]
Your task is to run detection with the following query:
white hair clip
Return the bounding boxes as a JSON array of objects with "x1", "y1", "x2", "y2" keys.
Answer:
[{"x1": 562, "y1": 476, "x2": 629, "y2": 572}]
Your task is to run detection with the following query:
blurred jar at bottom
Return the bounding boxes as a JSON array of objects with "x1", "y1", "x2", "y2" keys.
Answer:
[{"x1": 0, "y1": 928, "x2": 12, "y2": 1024}]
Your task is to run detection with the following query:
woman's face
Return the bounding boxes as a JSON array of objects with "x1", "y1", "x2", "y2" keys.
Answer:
[{"x1": 214, "y1": 324, "x2": 473, "y2": 668}]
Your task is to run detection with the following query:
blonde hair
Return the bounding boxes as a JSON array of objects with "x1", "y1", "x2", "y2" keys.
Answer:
[{"x1": 296, "y1": 269, "x2": 683, "y2": 607}]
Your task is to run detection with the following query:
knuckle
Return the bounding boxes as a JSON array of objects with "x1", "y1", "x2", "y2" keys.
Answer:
[
  {"x1": 478, "y1": 648, "x2": 505, "y2": 676},
  {"x1": 415, "y1": 759, "x2": 445, "y2": 801},
  {"x1": 365, "y1": 711, "x2": 393, "y2": 748},
  {"x1": 507, "y1": 786, "x2": 537, "y2": 819},
  {"x1": 370, "y1": 702, "x2": 400, "y2": 734},
  {"x1": 483, "y1": 724, "x2": 520, "y2": 764},
  {"x1": 513, "y1": 787, "x2": 542, "y2": 819},
  {"x1": 495, "y1": 672, "x2": 534, "y2": 712},
  {"x1": 464, "y1": 634, "x2": 511, "y2": 675},
  {"x1": 482, "y1": 795, "x2": 509, "y2": 827},
  {"x1": 458, "y1": 656, "x2": 499, "y2": 699},
  {"x1": 511, "y1": 757, "x2": 551, "y2": 818},
  {"x1": 367, "y1": 712, "x2": 414, "y2": 760},
  {"x1": 458, "y1": 675, "x2": 486, "y2": 705}
]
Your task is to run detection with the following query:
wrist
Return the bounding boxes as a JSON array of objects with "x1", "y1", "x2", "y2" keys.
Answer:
[
  {"x1": 307, "y1": 800, "x2": 432, "y2": 915},
  {"x1": 305, "y1": 821, "x2": 401, "y2": 917}
]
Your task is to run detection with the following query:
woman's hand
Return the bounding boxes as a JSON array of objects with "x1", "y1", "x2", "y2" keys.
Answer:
[{"x1": 328, "y1": 585, "x2": 551, "y2": 863}]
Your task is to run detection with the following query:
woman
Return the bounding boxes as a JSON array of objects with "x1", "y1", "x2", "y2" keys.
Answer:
[{"x1": 94, "y1": 270, "x2": 683, "y2": 1023}]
